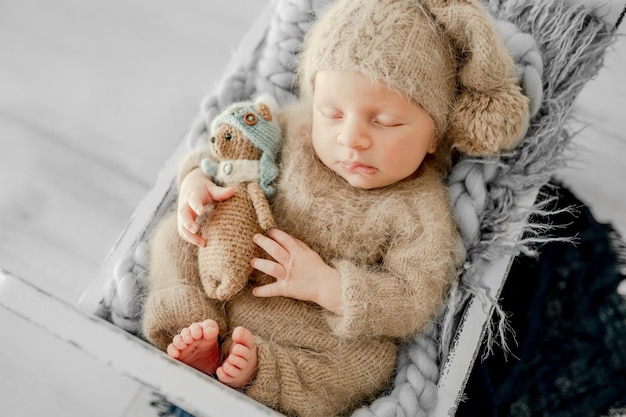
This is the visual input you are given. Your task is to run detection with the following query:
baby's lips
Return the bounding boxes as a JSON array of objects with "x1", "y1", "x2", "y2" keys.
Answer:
[{"x1": 341, "y1": 160, "x2": 377, "y2": 175}]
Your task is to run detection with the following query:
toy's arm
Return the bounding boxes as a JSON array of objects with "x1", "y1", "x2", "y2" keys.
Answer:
[
  {"x1": 200, "y1": 158, "x2": 218, "y2": 179},
  {"x1": 247, "y1": 182, "x2": 275, "y2": 232}
]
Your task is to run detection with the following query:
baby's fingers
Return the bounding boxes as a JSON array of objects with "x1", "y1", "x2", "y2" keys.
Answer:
[
  {"x1": 179, "y1": 224, "x2": 206, "y2": 247},
  {"x1": 186, "y1": 192, "x2": 208, "y2": 217},
  {"x1": 177, "y1": 212, "x2": 205, "y2": 247},
  {"x1": 206, "y1": 182, "x2": 235, "y2": 203},
  {"x1": 253, "y1": 233, "x2": 290, "y2": 266},
  {"x1": 252, "y1": 281, "x2": 283, "y2": 298},
  {"x1": 251, "y1": 257, "x2": 285, "y2": 280},
  {"x1": 177, "y1": 203, "x2": 200, "y2": 231}
]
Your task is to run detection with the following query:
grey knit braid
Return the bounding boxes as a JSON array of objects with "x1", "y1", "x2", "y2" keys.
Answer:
[
  {"x1": 439, "y1": 0, "x2": 615, "y2": 365},
  {"x1": 96, "y1": 0, "x2": 615, "y2": 416}
]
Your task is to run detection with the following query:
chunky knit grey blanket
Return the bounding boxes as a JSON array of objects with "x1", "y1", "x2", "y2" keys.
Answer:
[{"x1": 94, "y1": 0, "x2": 617, "y2": 415}]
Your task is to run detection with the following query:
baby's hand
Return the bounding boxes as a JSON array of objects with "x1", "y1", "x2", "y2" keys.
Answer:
[
  {"x1": 177, "y1": 168, "x2": 234, "y2": 247},
  {"x1": 251, "y1": 229, "x2": 343, "y2": 315}
]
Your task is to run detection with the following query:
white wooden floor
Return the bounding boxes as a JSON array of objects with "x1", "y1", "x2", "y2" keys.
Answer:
[
  {"x1": 0, "y1": 1, "x2": 269, "y2": 415},
  {"x1": 0, "y1": 1, "x2": 624, "y2": 416}
]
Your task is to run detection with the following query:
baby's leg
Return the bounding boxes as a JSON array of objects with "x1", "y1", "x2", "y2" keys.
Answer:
[
  {"x1": 168, "y1": 319, "x2": 221, "y2": 375},
  {"x1": 246, "y1": 336, "x2": 397, "y2": 417},
  {"x1": 225, "y1": 290, "x2": 397, "y2": 416},
  {"x1": 217, "y1": 326, "x2": 257, "y2": 388}
]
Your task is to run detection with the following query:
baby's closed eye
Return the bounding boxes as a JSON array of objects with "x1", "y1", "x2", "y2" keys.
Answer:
[{"x1": 317, "y1": 106, "x2": 343, "y2": 119}]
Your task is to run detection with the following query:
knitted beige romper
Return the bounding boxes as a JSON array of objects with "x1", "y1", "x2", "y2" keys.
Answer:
[{"x1": 142, "y1": 101, "x2": 460, "y2": 417}]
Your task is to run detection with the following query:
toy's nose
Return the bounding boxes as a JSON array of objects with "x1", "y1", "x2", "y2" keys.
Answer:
[{"x1": 210, "y1": 136, "x2": 216, "y2": 143}]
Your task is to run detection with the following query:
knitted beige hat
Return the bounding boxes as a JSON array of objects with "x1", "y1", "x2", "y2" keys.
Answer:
[{"x1": 298, "y1": 0, "x2": 530, "y2": 156}]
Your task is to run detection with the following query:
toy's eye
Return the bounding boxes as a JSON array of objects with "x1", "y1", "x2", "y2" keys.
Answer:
[
  {"x1": 243, "y1": 112, "x2": 257, "y2": 126},
  {"x1": 210, "y1": 136, "x2": 216, "y2": 143},
  {"x1": 225, "y1": 132, "x2": 232, "y2": 141}
]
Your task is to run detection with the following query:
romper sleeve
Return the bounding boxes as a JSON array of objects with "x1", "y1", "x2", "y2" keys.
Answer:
[
  {"x1": 175, "y1": 150, "x2": 210, "y2": 189},
  {"x1": 326, "y1": 174, "x2": 463, "y2": 340}
]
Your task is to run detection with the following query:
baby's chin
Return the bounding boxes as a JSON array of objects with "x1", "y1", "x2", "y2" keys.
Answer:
[{"x1": 335, "y1": 171, "x2": 393, "y2": 190}]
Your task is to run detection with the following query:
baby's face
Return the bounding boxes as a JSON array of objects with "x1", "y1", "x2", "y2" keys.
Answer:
[{"x1": 312, "y1": 70, "x2": 436, "y2": 189}]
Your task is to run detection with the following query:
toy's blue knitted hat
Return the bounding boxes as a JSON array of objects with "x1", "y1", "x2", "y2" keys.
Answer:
[{"x1": 208, "y1": 94, "x2": 282, "y2": 197}]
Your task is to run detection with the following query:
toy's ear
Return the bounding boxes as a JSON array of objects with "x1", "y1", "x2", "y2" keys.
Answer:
[
  {"x1": 426, "y1": 0, "x2": 530, "y2": 155},
  {"x1": 254, "y1": 94, "x2": 280, "y2": 122}
]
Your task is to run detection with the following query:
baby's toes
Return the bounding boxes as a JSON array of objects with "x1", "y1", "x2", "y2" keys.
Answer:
[
  {"x1": 167, "y1": 343, "x2": 181, "y2": 359},
  {"x1": 200, "y1": 320, "x2": 220, "y2": 339},
  {"x1": 230, "y1": 343, "x2": 252, "y2": 362},
  {"x1": 172, "y1": 334, "x2": 188, "y2": 350},
  {"x1": 232, "y1": 326, "x2": 255, "y2": 348},
  {"x1": 219, "y1": 360, "x2": 242, "y2": 379},
  {"x1": 179, "y1": 327, "x2": 195, "y2": 344},
  {"x1": 188, "y1": 322, "x2": 204, "y2": 340},
  {"x1": 226, "y1": 351, "x2": 248, "y2": 369}
]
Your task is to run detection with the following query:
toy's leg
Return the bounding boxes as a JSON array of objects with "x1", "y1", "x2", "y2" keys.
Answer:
[
  {"x1": 198, "y1": 194, "x2": 261, "y2": 300},
  {"x1": 142, "y1": 211, "x2": 228, "y2": 350},
  {"x1": 199, "y1": 237, "x2": 257, "y2": 300}
]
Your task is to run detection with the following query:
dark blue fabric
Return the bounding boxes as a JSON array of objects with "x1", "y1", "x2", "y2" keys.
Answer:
[
  {"x1": 149, "y1": 393, "x2": 195, "y2": 417},
  {"x1": 458, "y1": 182, "x2": 626, "y2": 417}
]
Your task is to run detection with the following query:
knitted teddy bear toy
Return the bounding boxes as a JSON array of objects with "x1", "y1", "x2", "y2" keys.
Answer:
[{"x1": 197, "y1": 95, "x2": 282, "y2": 301}]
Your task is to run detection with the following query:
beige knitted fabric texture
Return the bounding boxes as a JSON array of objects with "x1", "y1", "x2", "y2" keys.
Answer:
[{"x1": 298, "y1": 0, "x2": 529, "y2": 156}]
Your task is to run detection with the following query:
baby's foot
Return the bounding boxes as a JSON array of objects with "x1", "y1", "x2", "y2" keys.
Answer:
[
  {"x1": 167, "y1": 319, "x2": 220, "y2": 375},
  {"x1": 217, "y1": 326, "x2": 258, "y2": 388}
]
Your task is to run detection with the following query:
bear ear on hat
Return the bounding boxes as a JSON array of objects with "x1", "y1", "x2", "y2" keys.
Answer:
[
  {"x1": 425, "y1": 0, "x2": 530, "y2": 156},
  {"x1": 253, "y1": 93, "x2": 280, "y2": 122}
]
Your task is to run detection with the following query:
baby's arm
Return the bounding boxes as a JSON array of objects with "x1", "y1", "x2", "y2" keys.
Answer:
[
  {"x1": 175, "y1": 152, "x2": 235, "y2": 247},
  {"x1": 330, "y1": 196, "x2": 461, "y2": 340},
  {"x1": 332, "y1": 169, "x2": 463, "y2": 340},
  {"x1": 328, "y1": 239, "x2": 458, "y2": 340}
]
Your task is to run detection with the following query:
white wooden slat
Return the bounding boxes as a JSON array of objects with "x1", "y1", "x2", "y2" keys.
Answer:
[
  {"x1": 0, "y1": 269, "x2": 282, "y2": 417},
  {"x1": 433, "y1": 188, "x2": 539, "y2": 416}
]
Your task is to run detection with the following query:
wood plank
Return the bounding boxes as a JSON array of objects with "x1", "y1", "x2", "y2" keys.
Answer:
[
  {"x1": 0, "y1": 271, "x2": 140, "y2": 417},
  {"x1": 0, "y1": 269, "x2": 281, "y2": 417}
]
